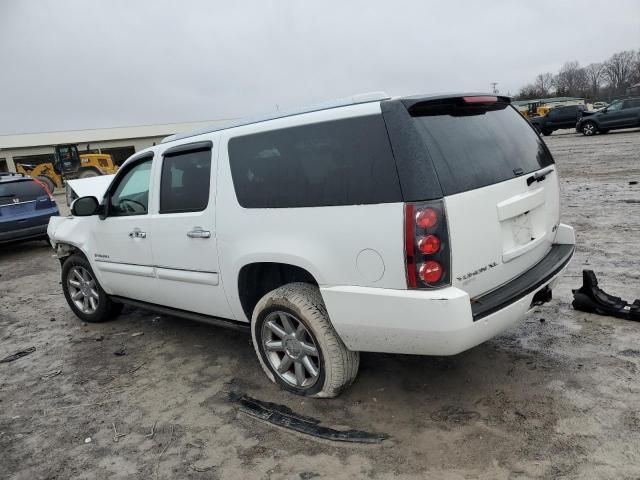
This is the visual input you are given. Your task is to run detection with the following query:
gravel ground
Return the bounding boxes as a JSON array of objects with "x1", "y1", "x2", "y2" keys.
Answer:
[{"x1": 1, "y1": 128, "x2": 640, "y2": 480}]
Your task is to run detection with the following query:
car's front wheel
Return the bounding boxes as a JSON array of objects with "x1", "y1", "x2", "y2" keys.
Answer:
[
  {"x1": 582, "y1": 121, "x2": 598, "y2": 136},
  {"x1": 61, "y1": 254, "x2": 123, "y2": 322},
  {"x1": 542, "y1": 129, "x2": 552, "y2": 136},
  {"x1": 251, "y1": 283, "x2": 359, "y2": 398}
]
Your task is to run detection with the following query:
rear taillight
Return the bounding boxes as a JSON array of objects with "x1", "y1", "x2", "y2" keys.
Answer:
[{"x1": 404, "y1": 200, "x2": 451, "y2": 289}]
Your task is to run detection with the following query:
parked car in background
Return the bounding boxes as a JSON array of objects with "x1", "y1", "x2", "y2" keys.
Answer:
[
  {"x1": 528, "y1": 105, "x2": 587, "y2": 135},
  {"x1": 48, "y1": 93, "x2": 575, "y2": 397},
  {"x1": 577, "y1": 98, "x2": 640, "y2": 135},
  {"x1": 0, "y1": 172, "x2": 59, "y2": 244},
  {"x1": 591, "y1": 101, "x2": 608, "y2": 110}
]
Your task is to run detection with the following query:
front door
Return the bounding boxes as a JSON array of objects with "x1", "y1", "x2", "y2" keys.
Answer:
[
  {"x1": 147, "y1": 140, "x2": 234, "y2": 319},
  {"x1": 599, "y1": 101, "x2": 626, "y2": 128},
  {"x1": 90, "y1": 155, "x2": 158, "y2": 304}
]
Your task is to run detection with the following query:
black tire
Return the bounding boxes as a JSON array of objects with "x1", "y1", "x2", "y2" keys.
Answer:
[
  {"x1": 36, "y1": 175, "x2": 56, "y2": 193},
  {"x1": 542, "y1": 129, "x2": 552, "y2": 136},
  {"x1": 582, "y1": 121, "x2": 598, "y2": 136},
  {"x1": 251, "y1": 283, "x2": 359, "y2": 398},
  {"x1": 61, "y1": 254, "x2": 123, "y2": 322},
  {"x1": 78, "y1": 169, "x2": 99, "y2": 179},
  {"x1": 599, "y1": 129, "x2": 609, "y2": 134}
]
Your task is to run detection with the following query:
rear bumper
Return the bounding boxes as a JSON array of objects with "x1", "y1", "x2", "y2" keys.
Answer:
[
  {"x1": 321, "y1": 225, "x2": 575, "y2": 356},
  {"x1": 0, "y1": 223, "x2": 48, "y2": 243}
]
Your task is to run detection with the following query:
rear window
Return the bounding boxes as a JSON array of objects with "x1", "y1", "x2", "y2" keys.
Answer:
[
  {"x1": 0, "y1": 180, "x2": 46, "y2": 205},
  {"x1": 411, "y1": 101, "x2": 553, "y2": 196},
  {"x1": 228, "y1": 115, "x2": 402, "y2": 208}
]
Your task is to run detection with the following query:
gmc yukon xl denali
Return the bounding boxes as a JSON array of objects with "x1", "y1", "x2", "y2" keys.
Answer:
[{"x1": 48, "y1": 92, "x2": 575, "y2": 397}]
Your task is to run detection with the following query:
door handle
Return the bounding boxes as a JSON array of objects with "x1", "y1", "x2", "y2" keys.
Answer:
[
  {"x1": 187, "y1": 227, "x2": 211, "y2": 239},
  {"x1": 129, "y1": 228, "x2": 146, "y2": 239}
]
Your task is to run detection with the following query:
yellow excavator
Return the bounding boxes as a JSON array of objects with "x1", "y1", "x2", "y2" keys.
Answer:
[{"x1": 15, "y1": 144, "x2": 118, "y2": 192}]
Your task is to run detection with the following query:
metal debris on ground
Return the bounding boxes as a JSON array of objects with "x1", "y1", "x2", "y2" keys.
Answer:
[
  {"x1": 40, "y1": 369, "x2": 62, "y2": 379},
  {"x1": 572, "y1": 270, "x2": 640, "y2": 321},
  {"x1": 230, "y1": 393, "x2": 388, "y2": 444},
  {"x1": 113, "y1": 348, "x2": 126, "y2": 356},
  {"x1": 1, "y1": 346, "x2": 36, "y2": 363}
]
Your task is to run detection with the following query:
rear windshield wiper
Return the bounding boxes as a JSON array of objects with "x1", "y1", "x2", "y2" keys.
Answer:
[{"x1": 526, "y1": 167, "x2": 554, "y2": 186}]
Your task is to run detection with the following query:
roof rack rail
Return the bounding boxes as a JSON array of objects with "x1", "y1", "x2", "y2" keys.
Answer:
[{"x1": 161, "y1": 91, "x2": 390, "y2": 144}]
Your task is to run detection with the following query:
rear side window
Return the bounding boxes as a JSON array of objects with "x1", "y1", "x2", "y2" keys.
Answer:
[
  {"x1": 0, "y1": 180, "x2": 46, "y2": 205},
  {"x1": 160, "y1": 148, "x2": 212, "y2": 213},
  {"x1": 228, "y1": 115, "x2": 402, "y2": 208},
  {"x1": 411, "y1": 102, "x2": 554, "y2": 196}
]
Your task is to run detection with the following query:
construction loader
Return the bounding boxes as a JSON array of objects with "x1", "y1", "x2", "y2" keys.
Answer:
[{"x1": 15, "y1": 144, "x2": 118, "y2": 192}]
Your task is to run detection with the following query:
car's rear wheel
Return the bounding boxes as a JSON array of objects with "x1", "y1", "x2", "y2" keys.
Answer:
[
  {"x1": 251, "y1": 283, "x2": 359, "y2": 398},
  {"x1": 582, "y1": 121, "x2": 597, "y2": 136},
  {"x1": 61, "y1": 254, "x2": 123, "y2": 322}
]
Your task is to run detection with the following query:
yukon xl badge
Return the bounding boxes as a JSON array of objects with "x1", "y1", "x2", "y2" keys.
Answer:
[
  {"x1": 94, "y1": 253, "x2": 110, "y2": 259},
  {"x1": 457, "y1": 262, "x2": 499, "y2": 282}
]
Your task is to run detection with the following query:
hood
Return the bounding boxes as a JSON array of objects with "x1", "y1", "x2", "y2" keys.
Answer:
[{"x1": 66, "y1": 174, "x2": 115, "y2": 200}]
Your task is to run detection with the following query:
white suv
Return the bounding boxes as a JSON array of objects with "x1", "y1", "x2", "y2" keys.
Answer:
[{"x1": 48, "y1": 92, "x2": 575, "y2": 397}]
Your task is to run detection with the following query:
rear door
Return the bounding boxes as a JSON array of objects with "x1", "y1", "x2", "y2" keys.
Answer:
[
  {"x1": 408, "y1": 98, "x2": 559, "y2": 298},
  {"x1": 147, "y1": 139, "x2": 234, "y2": 319}
]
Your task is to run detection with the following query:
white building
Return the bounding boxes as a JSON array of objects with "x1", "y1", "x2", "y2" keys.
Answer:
[{"x1": 0, "y1": 120, "x2": 232, "y2": 172}]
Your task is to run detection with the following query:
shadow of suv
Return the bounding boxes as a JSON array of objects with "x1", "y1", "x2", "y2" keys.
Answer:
[{"x1": 577, "y1": 98, "x2": 640, "y2": 135}]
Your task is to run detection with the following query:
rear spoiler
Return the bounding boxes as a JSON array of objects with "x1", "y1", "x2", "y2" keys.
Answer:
[{"x1": 400, "y1": 93, "x2": 511, "y2": 112}]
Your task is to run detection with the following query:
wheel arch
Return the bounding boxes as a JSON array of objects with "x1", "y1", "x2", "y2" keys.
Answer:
[{"x1": 237, "y1": 261, "x2": 320, "y2": 321}]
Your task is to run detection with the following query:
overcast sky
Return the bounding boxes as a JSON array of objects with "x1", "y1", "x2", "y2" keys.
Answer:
[{"x1": 1, "y1": 0, "x2": 638, "y2": 135}]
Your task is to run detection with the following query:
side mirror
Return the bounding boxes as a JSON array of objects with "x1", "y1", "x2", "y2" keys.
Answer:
[{"x1": 71, "y1": 196, "x2": 99, "y2": 216}]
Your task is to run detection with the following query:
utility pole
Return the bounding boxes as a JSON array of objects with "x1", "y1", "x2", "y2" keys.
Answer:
[{"x1": 490, "y1": 82, "x2": 499, "y2": 94}]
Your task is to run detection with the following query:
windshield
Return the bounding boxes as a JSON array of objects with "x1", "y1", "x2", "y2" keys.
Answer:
[{"x1": 411, "y1": 102, "x2": 554, "y2": 196}]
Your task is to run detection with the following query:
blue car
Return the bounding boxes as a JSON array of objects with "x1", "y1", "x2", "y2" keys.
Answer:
[{"x1": 0, "y1": 172, "x2": 59, "y2": 244}]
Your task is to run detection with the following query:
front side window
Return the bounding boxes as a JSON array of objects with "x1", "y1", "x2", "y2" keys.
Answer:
[
  {"x1": 607, "y1": 101, "x2": 623, "y2": 112},
  {"x1": 109, "y1": 159, "x2": 152, "y2": 216},
  {"x1": 160, "y1": 148, "x2": 212, "y2": 214},
  {"x1": 228, "y1": 115, "x2": 401, "y2": 208}
]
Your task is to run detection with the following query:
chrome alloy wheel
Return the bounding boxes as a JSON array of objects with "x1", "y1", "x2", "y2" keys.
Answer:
[
  {"x1": 67, "y1": 266, "x2": 99, "y2": 314},
  {"x1": 261, "y1": 311, "x2": 320, "y2": 388}
]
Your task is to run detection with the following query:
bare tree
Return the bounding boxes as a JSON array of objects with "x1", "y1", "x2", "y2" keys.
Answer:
[
  {"x1": 555, "y1": 61, "x2": 588, "y2": 97},
  {"x1": 534, "y1": 72, "x2": 554, "y2": 97},
  {"x1": 604, "y1": 50, "x2": 636, "y2": 93},
  {"x1": 631, "y1": 50, "x2": 640, "y2": 85},
  {"x1": 584, "y1": 63, "x2": 605, "y2": 97},
  {"x1": 517, "y1": 84, "x2": 540, "y2": 100}
]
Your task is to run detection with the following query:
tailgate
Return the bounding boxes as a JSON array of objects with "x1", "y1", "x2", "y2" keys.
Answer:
[
  {"x1": 405, "y1": 95, "x2": 560, "y2": 298},
  {"x1": 445, "y1": 170, "x2": 559, "y2": 297}
]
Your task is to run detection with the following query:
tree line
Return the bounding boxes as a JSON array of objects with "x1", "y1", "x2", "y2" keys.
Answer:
[{"x1": 516, "y1": 49, "x2": 640, "y2": 100}]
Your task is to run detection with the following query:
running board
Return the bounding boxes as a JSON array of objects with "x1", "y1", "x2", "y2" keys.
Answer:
[
  {"x1": 572, "y1": 270, "x2": 640, "y2": 321},
  {"x1": 110, "y1": 296, "x2": 250, "y2": 332}
]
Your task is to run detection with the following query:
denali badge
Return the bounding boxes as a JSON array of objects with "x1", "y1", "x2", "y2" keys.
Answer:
[
  {"x1": 457, "y1": 262, "x2": 499, "y2": 282},
  {"x1": 94, "y1": 253, "x2": 110, "y2": 259}
]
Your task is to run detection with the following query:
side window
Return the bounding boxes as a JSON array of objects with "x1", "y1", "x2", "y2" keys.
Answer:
[
  {"x1": 548, "y1": 109, "x2": 558, "y2": 118},
  {"x1": 160, "y1": 147, "x2": 212, "y2": 214},
  {"x1": 228, "y1": 115, "x2": 401, "y2": 208},
  {"x1": 622, "y1": 100, "x2": 640, "y2": 109},
  {"x1": 109, "y1": 159, "x2": 152, "y2": 216},
  {"x1": 608, "y1": 101, "x2": 623, "y2": 112}
]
